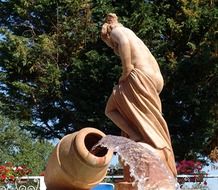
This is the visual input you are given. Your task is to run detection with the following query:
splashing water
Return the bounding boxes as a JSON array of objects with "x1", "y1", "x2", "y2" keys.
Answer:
[{"x1": 93, "y1": 135, "x2": 178, "y2": 190}]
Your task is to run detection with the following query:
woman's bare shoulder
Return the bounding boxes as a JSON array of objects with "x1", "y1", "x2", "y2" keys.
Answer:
[{"x1": 110, "y1": 27, "x2": 129, "y2": 43}]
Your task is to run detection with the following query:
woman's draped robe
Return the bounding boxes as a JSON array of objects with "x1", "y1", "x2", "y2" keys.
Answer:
[{"x1": 107, "y1": 67, "x2": 177, "y2": 176}]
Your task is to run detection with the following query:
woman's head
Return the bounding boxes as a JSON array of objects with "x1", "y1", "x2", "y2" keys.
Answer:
[
  {"x1": 101, "y1": 23, "x2": 113, "y2": 48},
  {"x1": 101, "y1": 13, "x2": 122, "y2": 49},
  {"x1": 105, "y1": 13, "x2": 118, "y2": 24}
]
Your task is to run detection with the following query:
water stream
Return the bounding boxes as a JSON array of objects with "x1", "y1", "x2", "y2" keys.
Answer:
[{"x1": 92, "y1": 135, "x2": 178, "y2": 190}]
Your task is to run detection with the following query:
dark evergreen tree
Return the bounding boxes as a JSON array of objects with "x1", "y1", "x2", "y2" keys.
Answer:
[{"x1": 0, "y1": 0, "x2": 217, "y2": 160}]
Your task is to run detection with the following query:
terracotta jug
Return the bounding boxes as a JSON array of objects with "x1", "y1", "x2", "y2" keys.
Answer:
[{"x1": 44, "y1": 127, "x2": 113, "y2": 190}]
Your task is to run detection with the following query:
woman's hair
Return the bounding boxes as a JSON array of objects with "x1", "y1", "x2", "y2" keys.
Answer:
[
  {"x1": 105, "y1": 13, "x2": 118, "y2": 23},
  {"x1": 101, "y1": 23, "x2": 110, "y2": 42},
  {"x1": 101, "y1": 13, "x2": 123, "y2": 48}
]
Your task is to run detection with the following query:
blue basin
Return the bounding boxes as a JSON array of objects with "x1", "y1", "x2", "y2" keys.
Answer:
[{"x1": 91, "y1": 183, "x2": 114, "y2": 190}]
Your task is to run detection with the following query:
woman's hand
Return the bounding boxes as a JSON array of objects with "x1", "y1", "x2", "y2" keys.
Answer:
[{"x1": 119, "y1": 74, "x2": 128, "y2": 83}]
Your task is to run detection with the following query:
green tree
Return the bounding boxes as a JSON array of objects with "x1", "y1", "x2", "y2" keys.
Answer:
[
  {"x1": 151, "y1": 0, "x2": 218, "y2": 160},
  {"x1": 92, "y1": 0, "x2": 218, "y2": 160},
  {"x1": 0, "y1": 115, "x2": 54, "y2": 175},
  {"x1": 127, "y1": 0, "x2": 217, "y2": 159},
  {"x1": 0, "y1": 0, "x2": 217, "y2": 161},
  {"x1": 0, "y1": 0, "x2": 103, "y2": 139}
]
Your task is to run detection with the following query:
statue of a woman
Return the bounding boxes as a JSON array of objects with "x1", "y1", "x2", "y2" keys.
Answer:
[{"x1": 101, "y1": 13, "x2": 177, "y2": 178}]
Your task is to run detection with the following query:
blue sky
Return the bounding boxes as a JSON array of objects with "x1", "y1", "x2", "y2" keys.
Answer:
[{"x1": 202, "y1": 162, "x2": 218, "y2": 190}]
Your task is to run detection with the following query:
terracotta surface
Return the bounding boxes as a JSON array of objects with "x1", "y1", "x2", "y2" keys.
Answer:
[
  {"x1": 101, "y1": 13, "x2": 177, "y2": 187},
  {"x1": 115, "y1": 182, "x2": 136, "y2": 190},
  {"x1": 44, "y1": 127, "x2": 113, "y2": 190}
]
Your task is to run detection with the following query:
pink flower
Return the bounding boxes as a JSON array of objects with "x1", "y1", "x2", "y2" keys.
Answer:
[{"x1": 176, "y1": 160, "x2": 204, "y2": 175}]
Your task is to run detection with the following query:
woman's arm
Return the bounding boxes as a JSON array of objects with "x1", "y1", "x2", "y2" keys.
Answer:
[{"x1": 110, "y1": 27, "x2": 134, "y2": 82}]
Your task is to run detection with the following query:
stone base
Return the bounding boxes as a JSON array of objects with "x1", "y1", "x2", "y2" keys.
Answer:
[
  {"x1": 46, "y1": 187, "x2": 89, "y2": 190},
  {"x1": 115, "y1": 182, "x2": 136, "y2": 190}
]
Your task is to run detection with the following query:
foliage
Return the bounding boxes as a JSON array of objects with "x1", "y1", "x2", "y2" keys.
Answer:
[
  {"x1": 0, "y1": 115, "x2": 54, "y2": 175},
  {"x1": 0, "y1": 0, "x2": 120, "y2": 139},
  {"x1": 209, "y1": 146, "x2": 218, "y2": 162},
  {"x1": 176, "y1": 160, "x2": 209, "y2": 189},
  {"x1": 177, "y1": 160, "x2": 204, "y2": 174},
  {"x1": 0, "y1": 162, "x2": 32, "y2": 185},
  {"x1": 0, "y1": 0, "x2": 217, "y2": 160},
  {"x1": 128, "y1": 0, "x2": 218, "y2": 160},
  {"x1": 150, "y1": 0, "x2": 218, "y2": 160}
]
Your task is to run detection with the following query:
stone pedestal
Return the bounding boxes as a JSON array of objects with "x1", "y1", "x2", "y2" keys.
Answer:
[
  {"x1": 115, "y1": 182, "x2": 136, "y2": 190},
  {"x1": 116, "y1": 156, "x2": 136, "y2": 190}
]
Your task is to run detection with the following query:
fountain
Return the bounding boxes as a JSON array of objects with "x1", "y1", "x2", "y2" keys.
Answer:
[
  {"x1": 44, "y1": 127, "x2": 179, "y2": 190},
  {"x1": 93, "y1": 135, "x2": 177, "y2": 190},
  {"x1": 44, "y1": 12, "x2": 179, "y2": 189}
]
